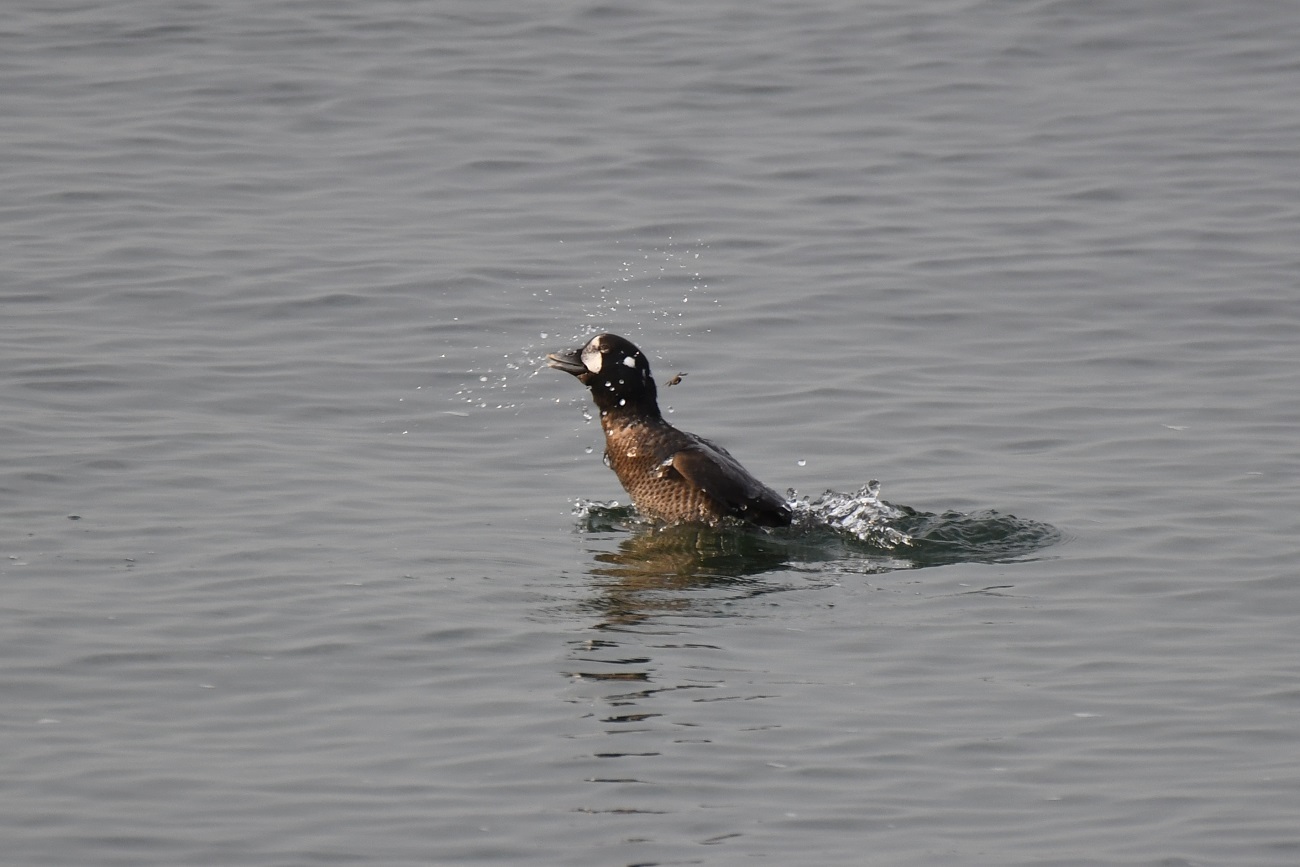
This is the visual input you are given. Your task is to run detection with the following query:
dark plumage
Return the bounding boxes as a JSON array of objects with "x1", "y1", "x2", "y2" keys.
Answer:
[{"x1": 547, "y1": 333, "x2": 791, "y2": 528}]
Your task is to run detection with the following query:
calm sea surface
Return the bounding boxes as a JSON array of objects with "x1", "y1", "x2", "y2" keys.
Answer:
[{"x1": 3, "y1": 1, "x2": 1299, "y2": 865}]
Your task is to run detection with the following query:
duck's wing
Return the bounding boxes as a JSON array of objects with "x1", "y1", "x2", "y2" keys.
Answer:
[{"x1": 668, "y1": 437, "x2": 791, "y2": 527}]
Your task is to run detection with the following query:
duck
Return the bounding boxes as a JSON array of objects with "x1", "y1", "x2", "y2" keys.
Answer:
[{"x1": 547, "y1": 333, "x2": 791, "y2": 528}]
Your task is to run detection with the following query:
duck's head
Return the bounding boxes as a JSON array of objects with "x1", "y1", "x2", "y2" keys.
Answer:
[{"x1": 547, "y1": 333, "x2": 658, "y2": 414}]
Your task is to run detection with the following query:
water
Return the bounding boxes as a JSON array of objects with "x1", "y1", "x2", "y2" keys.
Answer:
[{"x1": 3, "y1": 1, "x2": 1299, "y2": 864}]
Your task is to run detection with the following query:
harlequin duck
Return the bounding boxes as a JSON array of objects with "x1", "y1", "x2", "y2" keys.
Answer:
[{"x1": 547, "y1": 333, "x2": 792, "y2": 528}]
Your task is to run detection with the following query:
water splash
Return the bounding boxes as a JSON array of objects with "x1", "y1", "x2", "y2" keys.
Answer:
[
  {"x1": 786, "y1": 480, "x2": 912, "y2": 550},
  {"x1": 571, "y1": 480, "x2": 1063, "y2": 574},
  {"x1": 584, "y1": 239, "x2": 716, "y2": 335},
  {"x1": 788, "y1": 481, "x2": 1064, "y2": 567},
  {"x1": 571, "y1": 498, "x2": 636, "y2": 532},
  {"x1": 450, "y1": 240, "x2": 715, "y2": 415}
]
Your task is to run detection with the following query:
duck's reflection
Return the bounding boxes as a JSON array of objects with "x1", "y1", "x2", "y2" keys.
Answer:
[
  {"x1": 581, "y1": 523, "x2": 793, "y2": 628},
  {"x1": 559, "y1": 525, "x2": 799, "y2": 780}
]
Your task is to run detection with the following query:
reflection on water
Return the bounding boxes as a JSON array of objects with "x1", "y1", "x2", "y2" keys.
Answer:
[
  {"x1": 561, "y1": 524, "x2": 798, "y2": 775},
  {"x1": 580, "y1": 523, "x2": 795, "y2": 628}
]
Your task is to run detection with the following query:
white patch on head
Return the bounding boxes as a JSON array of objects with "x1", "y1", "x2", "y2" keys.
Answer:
[
  {"x1": 580, "y1": 344, "x2": 603, "y2": 374},
  {"x1": 622, "y1": 355, "x2": 637, "y2": 368}
]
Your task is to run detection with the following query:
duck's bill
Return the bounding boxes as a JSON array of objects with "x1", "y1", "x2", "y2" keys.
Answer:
[{"x1": 546, "y1": 348, "x2": 586, "y2": 375}]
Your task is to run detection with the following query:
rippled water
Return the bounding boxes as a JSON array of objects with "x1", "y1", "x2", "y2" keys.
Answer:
[{"x1": 4, "y1": 1, "x2": 1300, "y2": 865}]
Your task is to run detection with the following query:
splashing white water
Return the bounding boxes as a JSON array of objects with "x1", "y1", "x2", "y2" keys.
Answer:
[
  {"x1": 786, "y1": 481, "x2": 912, "y2": 549},
  {"x1": 450, "y1": 240, "x2": 715, "y2": 415}
]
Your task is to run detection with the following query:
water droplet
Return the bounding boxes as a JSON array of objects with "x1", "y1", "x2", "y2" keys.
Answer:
[
  {"x1": 584, "y1": 446, "x2": 593, "y2": 454},
  {"x1": 797, "y1": 459, "x2": 807, "y2": 467}
]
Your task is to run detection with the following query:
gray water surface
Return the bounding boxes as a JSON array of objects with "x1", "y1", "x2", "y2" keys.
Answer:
[{"x1": 4, "y1": 1, "x2": 1300, "y2": 865}]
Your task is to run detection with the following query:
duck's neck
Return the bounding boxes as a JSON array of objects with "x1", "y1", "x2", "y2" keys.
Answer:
[{"x1": 587, "y1": 376, "x2": 660, "y2": 421}]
